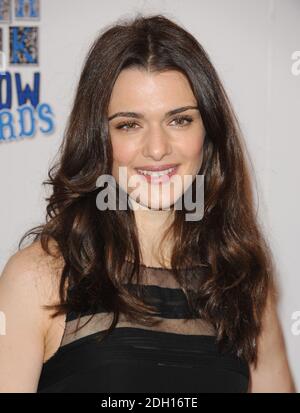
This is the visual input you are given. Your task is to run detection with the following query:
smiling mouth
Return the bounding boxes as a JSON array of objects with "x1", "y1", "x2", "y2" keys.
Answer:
[{"x1": 135, "y1": 165, "x2": 179, "y2": 184}]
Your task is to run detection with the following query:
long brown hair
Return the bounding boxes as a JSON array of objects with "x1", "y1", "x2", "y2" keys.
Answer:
[{"x1": 19, "y1": 13, "x2": 275, "y2": 366}]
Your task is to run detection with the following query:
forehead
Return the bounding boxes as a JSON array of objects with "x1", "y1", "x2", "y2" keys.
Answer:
[{"x1": 108, "y1": 68, "x2": 196, "y2": 114}]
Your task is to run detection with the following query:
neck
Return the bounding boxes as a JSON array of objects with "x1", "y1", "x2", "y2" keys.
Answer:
[{"x1": 130, "y1": 198, "x2": 174, "y2": 267}]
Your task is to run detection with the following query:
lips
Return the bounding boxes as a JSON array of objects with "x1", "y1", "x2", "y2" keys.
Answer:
[
  {"x1": 135, "y1": 165, "x2": 179, "y2": 184},
  {"x1": 134, "y1": 163, "x2": 179, "y2": 172}
]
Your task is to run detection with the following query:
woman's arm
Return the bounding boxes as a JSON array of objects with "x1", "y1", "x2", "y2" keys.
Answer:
[
  {"x1": 248, "y1": 283, "x2": 296, "y2": 393},
  {"x1": 0, "y1": 242, "x2": 58, "y2": 392}
]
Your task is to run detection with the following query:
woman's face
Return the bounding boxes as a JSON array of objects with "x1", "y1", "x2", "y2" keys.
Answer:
[{"x1": 108, "y1": 68, "x2": 206, "y2": 211}]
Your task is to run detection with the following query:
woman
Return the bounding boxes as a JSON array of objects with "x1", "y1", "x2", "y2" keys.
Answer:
[{"x1": 0, "y1": 13, "x2": 295, "y2": 393}]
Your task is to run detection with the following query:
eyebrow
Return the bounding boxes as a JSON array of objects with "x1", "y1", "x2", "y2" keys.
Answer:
[{"x1": 108, "y1": 105, "x2": 199, "y2": 121}]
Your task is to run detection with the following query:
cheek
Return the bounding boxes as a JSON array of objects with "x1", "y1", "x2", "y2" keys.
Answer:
[
  {"x1": 111, "y1": 138, "x2": 138, "y2": 167},
  {"x1": 179, "y1": 133, "x2": 205, "y2": 161}
]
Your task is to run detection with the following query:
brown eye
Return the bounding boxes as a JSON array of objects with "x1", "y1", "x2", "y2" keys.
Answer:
[
  {"x1": 116, "y1": 121, "x2": 139, "y2": 131},
  {"x1": 170, "y1": 115, "x2": 193, "y2": 127}
]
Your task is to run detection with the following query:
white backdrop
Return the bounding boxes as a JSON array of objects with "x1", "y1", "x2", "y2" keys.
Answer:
[{"x1": 0, "y1": 0, "x2": 299, "y2": 391}]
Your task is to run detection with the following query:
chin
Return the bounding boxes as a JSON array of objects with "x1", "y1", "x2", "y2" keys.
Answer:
[
  {"x1": 133, "y1": 193, "x2": 179, "y2": 211},
  {"x1": 149, "y1": 200, "x2": 175, "y2": 211},
  {"x1": 127, "y1": 182, "x2": 185, "y2": 210}
]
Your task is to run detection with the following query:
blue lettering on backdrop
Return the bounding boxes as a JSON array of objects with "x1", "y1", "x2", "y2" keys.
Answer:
[
  {"x1": 38, "y1": 103, "x2": 54, "y2": 134},
  {"x1": 15, "y1": 72, "x2": 40, "y2": 107},
  {"x1": 0, "y1": 73, "x2": 12, "y2": 109},
  {"x1": 17, "y1": 105, "x2": 35, "y2": 137},
  {"x1": 0, "y1": 110, "x2": 16, "y2": 141},
  {"x1": 0, "y1": 72, "x2": 55, "y2": 141},
  {"x1": 11, "y1": 27, "x2": 36, "y2": 64},
  {"x1": 0, "y1": 72, "x2": 39, "y2": 109},
  {"x1": 15, "y1": 0, "x2": 39, "y2": 18},
  {"x1": 0, "y1": 2, "x2": 55, "y2": 143}
]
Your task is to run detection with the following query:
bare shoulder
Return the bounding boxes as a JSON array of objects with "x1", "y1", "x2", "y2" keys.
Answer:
[
  {"x1": 0, "y1": 238, "x2": 66, "y2": 391},
  {"x1": 1, "y1": 238, "x2": 65, "y2": 325}
]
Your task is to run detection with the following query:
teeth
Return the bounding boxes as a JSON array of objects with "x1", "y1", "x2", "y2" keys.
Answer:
[{"x1": 136, "y1": 167, "x2": 176, "y2": 177}]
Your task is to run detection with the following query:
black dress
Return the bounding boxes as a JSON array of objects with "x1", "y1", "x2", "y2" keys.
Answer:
[{"x1": 37, "y1": 262, "x2": 249, "y2": 393}]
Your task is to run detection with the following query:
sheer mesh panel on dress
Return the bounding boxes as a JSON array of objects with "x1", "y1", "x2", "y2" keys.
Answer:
[{"x1": 59, "y1": 261, "x2": 216, "y2": 347}]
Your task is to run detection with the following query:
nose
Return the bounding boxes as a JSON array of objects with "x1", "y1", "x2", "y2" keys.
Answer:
[{"x1": 142, "y1": 125, "x2": 172, "y2": 160}]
